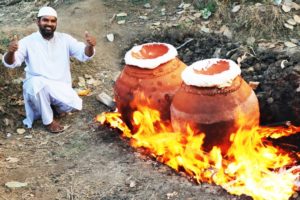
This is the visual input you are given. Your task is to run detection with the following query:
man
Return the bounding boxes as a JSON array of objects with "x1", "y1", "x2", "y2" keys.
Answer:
[{"x1": 2, "y1": 6, "x2": 96, "y2": 133}]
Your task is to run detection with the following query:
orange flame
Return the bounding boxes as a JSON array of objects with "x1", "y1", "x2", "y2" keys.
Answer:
[{"x1": 96, "y1": 95, "x2": 300, "y2": 200}]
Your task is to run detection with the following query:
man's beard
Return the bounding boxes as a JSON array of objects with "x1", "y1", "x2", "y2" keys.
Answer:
[{"x1": 39, "y1": 26, "x2": 56, "y2": 38}]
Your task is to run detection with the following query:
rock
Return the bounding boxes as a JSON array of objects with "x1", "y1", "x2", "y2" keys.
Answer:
[
  {"x1": 106, "y1": 33, "x2": 114, "y2": 42},
  {"x1": 6, "y1": 133, "x2": 12, "y2": 138},
  {"x1": 5, "y1": 181, "x2": 28, "y2": 188},
  {"x1": 267, "y1": 97, "x2": 274, "y2": 104},
  {"x1": 96, "y1": 92, "x2": 115, "y2": 109},
  {"x1": 129, "y1": 180, "x2": 136, "y2": 187},
  {"x1": 143, "y1": 3, "x2": 151, "y2": 9}
]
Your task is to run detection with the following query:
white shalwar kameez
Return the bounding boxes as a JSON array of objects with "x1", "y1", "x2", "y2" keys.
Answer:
[{"x1": 2, "y1": 31, "x2": 94, "y2": 128}]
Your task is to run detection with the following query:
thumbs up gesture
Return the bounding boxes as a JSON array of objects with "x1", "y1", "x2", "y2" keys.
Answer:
[
  {"x1": 84, "y1": 31, "x2": 96, "y2": 47},
  {"x1": 8, "y1": 35, "x2": 18, "y2": 53}
]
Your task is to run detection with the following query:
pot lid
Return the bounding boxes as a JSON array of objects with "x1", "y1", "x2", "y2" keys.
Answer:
[
  {"x1": 124, "y1": 43, "x2": 177, "y2": 69},
  {"x1": 182, "y1": 58, "x2": 241, "y2": 88}
]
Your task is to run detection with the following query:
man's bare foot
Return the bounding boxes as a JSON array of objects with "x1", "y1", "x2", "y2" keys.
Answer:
[{"x1": 46, "y1": 120, "x2": 64, "y2": 133}]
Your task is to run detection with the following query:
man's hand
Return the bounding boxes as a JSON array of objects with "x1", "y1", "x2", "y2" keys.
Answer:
[
  {"x1": 84, "y1": 31, "x2": 96, "y2": 57},
  {"x1": 85, "y1": 31, "x2": 96, "y2": 47},
  {"x1": 4, "y1": 35, "x2": 18, "y2": 65},
  {"x1": 8, "y1": 35, "x2": 18, "y2": 53}
]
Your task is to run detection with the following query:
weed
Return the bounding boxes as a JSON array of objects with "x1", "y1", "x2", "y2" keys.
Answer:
[
  {"x1": 159, "y1": 0, "x2": 167, "y2": 6},
  {"x1": 129, "y1": 0, "x2": 149, "y2": 5}
]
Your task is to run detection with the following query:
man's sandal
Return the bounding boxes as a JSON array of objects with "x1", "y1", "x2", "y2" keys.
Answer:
[{"x1": 46, "y1": 120, "x2": 64, "y2": 133}]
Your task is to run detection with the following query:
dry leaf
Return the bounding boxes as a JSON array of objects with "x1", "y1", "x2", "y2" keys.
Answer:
[
  {"x1": 193, "y1": 12, "x2": 201, "y2": 18},
  {"x1": 280, "y1": 60, "x2": 288, "y2": 69},
  {"x1": 282, "y1": 4, "x2": 291, "y2": 12},
  {"x1": 284, "y1": 41, "x2": 297, "y2": 48},
  {"x1": 237, "y1": 53, "x2": 248, "y2": 66},
  {"x1": 249, "y1": 81, "x2": 260, "y2": 90},
  {"x1": 152, "y1": 22, "x2": 161, "y2": 26},
  {"x1": 223, "y1": 28, "x2": 233, "y2": 39},
  {"x1": 166, "y1": 192, "x2": 178, "y2": 199},
  {"x1": 284, "y1": 23, "x2": 294, "y2": 30},
  {"x1": 5, "y1": 157, "x2": 19, "y2": 163},
  {"x1": 231, "y1": 5, "x2": 241, "y2": 13},
  {"x1": 77, "y1": 89, "x2": 91, "y2": 96},
  {"x1": 16, "y1": 128, "x2": 26, "y2": 134},
  {"x1": 200, "y1": 26, "x2": 210, "y2": 33},
  {"x1": 24, "y1": 135, "x2": 33, "y2": 139},
  {"x1": 116, "y1": 12, "x2": 127, "y2": 17},
  {"x1": 139, "y1": 15, "x2": 148, "y2": 20},
  {"x1": 117, "y1": 20, "x2": 126, "y2": 25},
  {"x1": 287, "y1": 18, "x2": 296, "y2": 25},
  {"x1": 247, "y1": 37, "x2": 256, "y2": 45},
  {"x1": 294, "y1": 15, "x2": 300, "y2": 24},
  {"x1": 78, "y1": 77, "x2": 86, "y2": 87},
  {"x1": 289, "y1": 2, "x2": 300, "y2": 10},
  {"x1": 84, "y1": 74, "x2": 92, "y2": 79},
  {"x1": 5, "y1": 182, "x2": 28, "y2": 188}
]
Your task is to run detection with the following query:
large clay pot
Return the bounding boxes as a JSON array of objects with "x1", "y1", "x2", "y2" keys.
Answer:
[
  {"x1": 114, "y1": 43, "x2": 186, "y2": 128},
  {"x1": 170, "y1": 59, "x2": 260, "y2": 154}
]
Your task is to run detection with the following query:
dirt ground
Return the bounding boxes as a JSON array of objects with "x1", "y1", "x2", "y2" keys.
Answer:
[{"x1": 0, "y1": 0, "x2": 299, "y2": 199}]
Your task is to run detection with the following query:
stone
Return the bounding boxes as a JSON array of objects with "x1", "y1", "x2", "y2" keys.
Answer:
[
  {"x1": 5, "y1": 181, "x2": 28, "y2": 189},
  {"x1": 96, "y1": 92, "x2": 115, "y2": 109},
  {"x1": 106, "y1": 33, "x2": 114, "y2": 42}
]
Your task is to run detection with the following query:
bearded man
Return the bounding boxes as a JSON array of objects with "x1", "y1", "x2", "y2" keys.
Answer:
[{"x1": 2, "y1": 6, "x2": 96, "y2": 133}]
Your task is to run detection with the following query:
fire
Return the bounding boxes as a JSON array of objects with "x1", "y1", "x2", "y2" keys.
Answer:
[{"x1": 96, "y1": 96, "x2": 300, "y2": 200}]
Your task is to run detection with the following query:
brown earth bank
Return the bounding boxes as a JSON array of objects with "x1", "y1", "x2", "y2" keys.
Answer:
[{"x1": 0, "y1": 0, "x2": 300, "y2": 200}]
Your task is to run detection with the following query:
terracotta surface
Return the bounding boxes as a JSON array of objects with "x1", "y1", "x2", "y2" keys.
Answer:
[
  {"x1": 193, "y1": 60, "x2": 230, "y2": 75},
  {"x1": 114, "y1": 57, "x2": 186, "y2": 129},
  {"x1": 170, "y1": 76, "x2": 260, "y2": 154},
  {"x1": 131, "y1": 43, "x2": 169, "y2": 59}
]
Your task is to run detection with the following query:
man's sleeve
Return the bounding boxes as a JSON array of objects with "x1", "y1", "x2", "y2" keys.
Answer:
[{"x1": 65, "y1": 34, "x2": 95, "y2": 62}]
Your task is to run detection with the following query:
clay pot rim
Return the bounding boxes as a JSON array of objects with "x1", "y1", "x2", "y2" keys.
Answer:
[
  {"x1": 182, "y1": 58, "x2": 241, "y2": 88},
  {"x1": 124, "y1": 43, "x2": 178, "y2": 69},
  {"x1": 181, "y1": 76, "x2": 243, "y2": 96}
]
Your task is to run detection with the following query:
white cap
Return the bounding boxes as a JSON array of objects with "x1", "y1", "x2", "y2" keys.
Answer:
[
  {"x1": 37, "y1": 7, "x2": 57, "y2": 18},
  {"x1": 181, "y1": 58, "x2": 241, "y2": 88},
  {"x1": 124, "y1": 43, "x2": 178, "y2": 69}
]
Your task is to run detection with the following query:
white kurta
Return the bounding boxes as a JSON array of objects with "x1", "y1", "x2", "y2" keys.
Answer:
[{"x1": 2, "y1": 31, "x2": 94, "y2": 128}]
